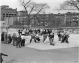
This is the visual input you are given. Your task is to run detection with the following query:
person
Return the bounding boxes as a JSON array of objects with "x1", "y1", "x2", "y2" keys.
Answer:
[
  {"x1": 22, "y1": 29, "x2": 26, "y2": 35},
  {"x1": 47, "y1": 29, "x2": 52, "y2": 35},
  {"x1": 25, "y1": 29, "x2": 29, "y2": 36},
  {"x1": 65, "y1": 34, "x2": 69, "y2": 43},
  {"x1": 29, "y1": 29, "x2": 33, "y2": 34},
  {"x1": 49, "y1": 33, "x2": 54, "y2": 45},
  {"x1": 7, "y1": 34, "x2": 12, "y2": 44},
  {"x1": 21, "y1": 39, "x2": 25, "y2": 47},
  {"x1": 1, "y1": 32, "x2": 5, "y2": 42},
  {"x1": 57, "y1": 32, "x2": 62, "y2": 41},
  {"x1": 30, "y1": 32, "x2": 36, "y2": 43},
  {"x1": 35, "y1": 33, "x2": 40, "y2": 43},
  {"x1": 61, "y1": 33, "x2": 69, "y2": 43},
  {"x1": 16, "y1": 35, "x2": 22, "y2": 48},
  {"x1": 4, "y1": 32, "x2": 8, "y2": 44},
  {"x1": 37, "y1": 29, "x2": 40, "y2": 33},
  {"x1": 12, "y1": 33, "x2": 17, "y2": 46},
  {"x1": 21, "y1": 36, "x2": 25, "y2": 47},
  {"x1": 18, "y1": 29, "x2": 22, "y2": 35},
  {"x1": 42, "y1": 29, "x2": 47, "y2": 42},
  {"x1": 0, "y1": 53, "x2": 8, "y2": 63}
]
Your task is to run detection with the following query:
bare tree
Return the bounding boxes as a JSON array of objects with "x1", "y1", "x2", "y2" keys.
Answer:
[
  {"x1": 19, "y1": 0, "x2": 49, "y2": 26},
  {"x1": 59, "y1": 0, "x2": 79, "y2": 27},
  {"x1": 60, "y1": 0, "x2": 79, "y2": 10}
]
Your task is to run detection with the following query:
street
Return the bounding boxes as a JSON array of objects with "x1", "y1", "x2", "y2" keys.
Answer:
[{"x1": 1, "y1": 44, "x2": 79, "y2": 63}]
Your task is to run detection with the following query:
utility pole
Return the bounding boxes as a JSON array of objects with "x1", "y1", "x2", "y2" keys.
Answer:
[{"x1": 7, "y1": 16, "x2": 9, "y2": 33}]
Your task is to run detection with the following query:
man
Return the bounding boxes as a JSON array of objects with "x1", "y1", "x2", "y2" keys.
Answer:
[
  {"x1": 30, "y1": 32, "x2": 36, "y2": 43},
  {"x1": 0, "y1": 53, "x2": 8, "y2": 63},
  {"x1": 57, "y1": 32, "x2": 62, "y2": 41},
  {"x1": 21, "y1": 36, "x2": 25, "y2": 47},
  {"x1": 22, "y1": 29, "x2": 26, "y2": 35},
  {"x1": 35, "y1": 33, "x2": 40, "y2": 43},
  {"x1": 7, "y1": 34, "x2": 12, "y2": 44},
  {"x1": 49, "y1": 33, "x2": 54, "y2": 45},
  {"x1": 43, "y1": 29, "x2": 47, "y2": 42},
  {"x1": 61, "y1": 33, "x2": 69, "y2": 43},
  {"x1": 1, "y1": 32, "x2": 5, "y2": 42},
  {"x1": 18, "y1": 29, "x2": 22, "y2": 35},
  {"x1": 12, "y1": 33, "x2": 17, "y2": 46},
  {"x1": 16, "y1": 35, "x2": 22, "y2": 48}
]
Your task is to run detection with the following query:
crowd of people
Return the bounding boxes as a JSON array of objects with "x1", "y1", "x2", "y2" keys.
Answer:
[{"x1": 1, "y1": 28, "x2": 70, "y2": 48}]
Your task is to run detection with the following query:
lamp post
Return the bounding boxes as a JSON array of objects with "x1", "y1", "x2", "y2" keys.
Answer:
[
  {"x1": 6, "y1": 14, "x2": 10, "y2": 34},
  {"x1": 64, "y1": 13, "x2": 67, "y2": 27}
]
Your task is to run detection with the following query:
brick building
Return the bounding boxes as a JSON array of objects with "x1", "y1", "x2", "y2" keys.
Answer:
[
  {"x1": 15, "y1": 12, "x2": 79, "y2": 28},
  {"x1": 0, "y1": 5, "x2": 17, "y2": 26},
  {"x1": 16, "y1": 11, "x2": 28, "y2": 25},
  {"x1": 65, "y1": 12, "x2": 79, "y2": 27}
]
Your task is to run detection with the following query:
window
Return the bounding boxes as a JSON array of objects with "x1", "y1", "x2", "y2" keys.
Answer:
[{"x1": 3, "y1": 13, "x2": 5, "y2": 17}]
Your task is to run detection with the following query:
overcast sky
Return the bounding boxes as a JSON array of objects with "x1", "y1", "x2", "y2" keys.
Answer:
[{"x1": 0, "y1": 0, "x2": 78, "y2": 13}]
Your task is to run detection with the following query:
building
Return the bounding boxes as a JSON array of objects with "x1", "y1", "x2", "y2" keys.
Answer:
[
  {"x1": 17, "y1": 11, "x2": 28, "y2": 25},
  {"x1": 0, "y1": 5, "x2": 17, "y2": 26},
  {"x1": 65, "y1": 12, "x2": 79, "y2": 27},
  {"x1": 49, "y1": 13, "x2": 65, "y2": 27},
  {"x1": 12, "y1": 10, "x2": 79, "y2": 28},
  {"x1": 17, "y1": 13, "x2": 65, "y2": 28}
]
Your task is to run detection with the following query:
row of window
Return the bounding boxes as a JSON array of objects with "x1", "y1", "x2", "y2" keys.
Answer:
[{"x1": 3, "y1": 13, "x2": 17, "y2": 17}]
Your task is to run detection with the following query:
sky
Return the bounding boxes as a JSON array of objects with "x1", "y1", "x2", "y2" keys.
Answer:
[{"x1": 0, "y1": 0, "x2": 78, "y2": 13}]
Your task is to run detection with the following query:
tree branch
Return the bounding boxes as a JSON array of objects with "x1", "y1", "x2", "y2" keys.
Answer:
[
  {"x1": 30, "y1": 7, "x2": 44, "y2": 20},
  {"x1": 22, "y1": 0, "x2": 31, "y2": 6},
  {"x1": 72, "y1": 4, "x2": 79, "y2": 10},
  {"x1": 28, "y1": 5, "x2": 35, "y2": 15}
]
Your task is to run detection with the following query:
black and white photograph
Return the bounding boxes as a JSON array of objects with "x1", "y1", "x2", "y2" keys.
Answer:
[{"x1": 0, "y1": 0, "x2": 79, "y2": 63}]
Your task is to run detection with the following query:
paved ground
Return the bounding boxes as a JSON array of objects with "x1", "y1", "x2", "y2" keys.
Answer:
[{"x1": 1, "y1": 44, "x2": 79, "y2": 63}]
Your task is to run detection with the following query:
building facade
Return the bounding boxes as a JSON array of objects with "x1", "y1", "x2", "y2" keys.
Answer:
[
  {"x1": 17, "y1": 12, "x2": 79, "y2": 28},
  {"x1": 0, "y1": 5, "x2": 17, "y2": 26},
  {"x1": 65, "y1": 12, "x2": 79, "y2": 27},
  {"x1": 16, "y1": 11, "x2": 28, "y2": 25}
]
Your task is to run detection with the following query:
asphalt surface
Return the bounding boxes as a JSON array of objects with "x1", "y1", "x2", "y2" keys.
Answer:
[{"x1": 1, "y1": 44, "x2": 79, "y2": 63}]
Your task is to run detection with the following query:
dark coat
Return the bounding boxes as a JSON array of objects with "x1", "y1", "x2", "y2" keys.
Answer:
[
  {"x1": 49, "y1": 34, "x2": 54, "y2": 39},
  {"x1": 1, "y1": 32, "x2": 5, "y2": 41},
  {"x1": 7, "y1": 35, "x2": 12, "y2": 43}
]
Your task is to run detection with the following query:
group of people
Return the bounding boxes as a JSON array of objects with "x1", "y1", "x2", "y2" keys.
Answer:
[
  {"x1": 1, "y1": 32, "x2": 25, "y2": 48},
  {"x1": 1, "y1": 28, "x2": 70, "y2": 48},
  {"x1": 57, "y1": 31, "x2": 69, "y2": 43},
  {"x1": 18, "y1": 28, "x2": 55, "y2": 45}
]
